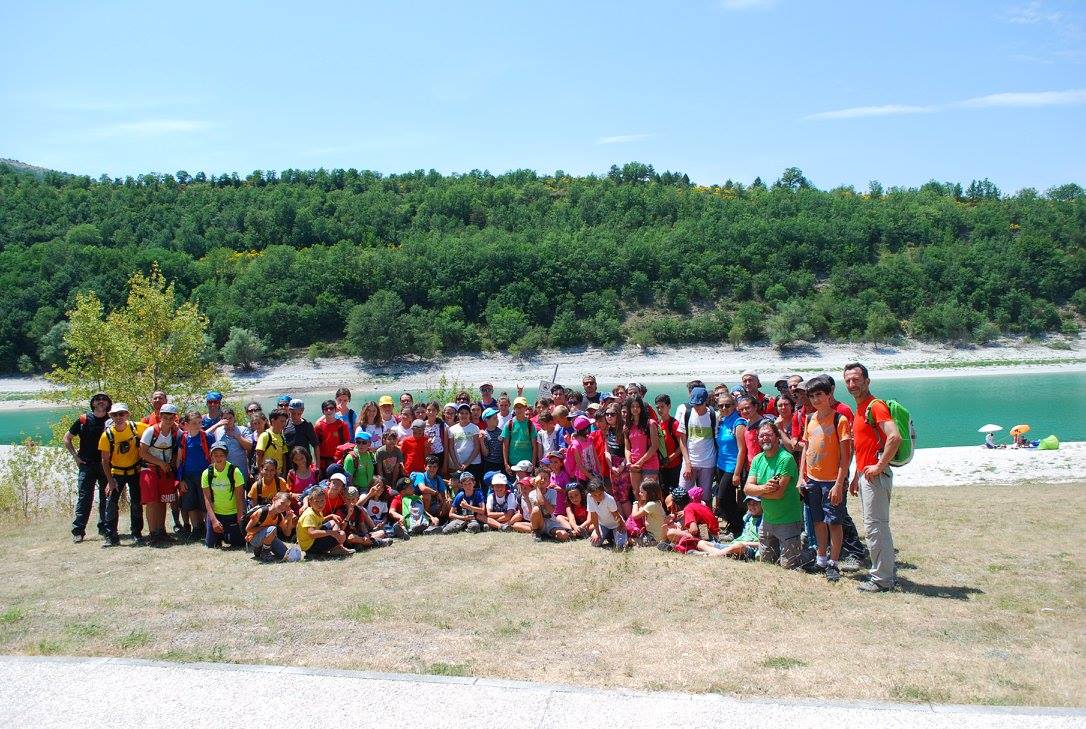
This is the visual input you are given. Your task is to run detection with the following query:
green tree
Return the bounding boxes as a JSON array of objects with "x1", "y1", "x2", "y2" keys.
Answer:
[
  {"x1": 345, "y1": 291, "x2": 414, "y2": 361},
  {"x1": 38, "y1": 321, "x2": 69, "y2": 371},
  {"x1": 486, "y1": 307, "x2": 529, "y2": 350},
  {"x1": 864, "y1": 301, "x2": 899, "y2": 350},
  {"x1": 46, "y1": 264, "x2": 226, "y2": 418},
  {"x1": 767, "y1": 300, "x2": 814, "y2": 350},
  {"x1": 221, "y1": 327, "x2": 266, "y2": 370}
]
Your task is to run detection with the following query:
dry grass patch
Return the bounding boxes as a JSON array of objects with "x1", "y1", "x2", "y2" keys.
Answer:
[{"x1": 0, "y1": 483, "x2": 1083, "y2": 706}]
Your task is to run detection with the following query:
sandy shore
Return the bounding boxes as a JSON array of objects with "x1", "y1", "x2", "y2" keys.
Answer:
[
  {"x1": 3, "y1": 442, "x2": 1081, "y2": 495},
  {"x1": 0, "y1": 337, "x2": 1081, "y2": 410}
]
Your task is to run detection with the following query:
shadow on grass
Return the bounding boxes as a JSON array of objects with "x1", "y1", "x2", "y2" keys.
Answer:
[{"x1": 897, "y1": 577, "x2": 984, "y2": 601}]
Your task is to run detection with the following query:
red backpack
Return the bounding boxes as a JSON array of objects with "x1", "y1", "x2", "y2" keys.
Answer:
[{"x1": 178, "y1": 430, "x2": 211, "y2": 467}]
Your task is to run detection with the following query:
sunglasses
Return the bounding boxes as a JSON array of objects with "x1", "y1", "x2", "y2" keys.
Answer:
[
  {"x1": 720, "y1": 403, "x2": 735, "y2": 409},
  {"x1": 247, "y1": 407, "x2": 261, "y2": 413},
  {"x1": 605, "y1": 412, "x2": 617, "y2": 417},
  {"x1": 322, "y1": 406, "x2": 334, "y2": 411}
]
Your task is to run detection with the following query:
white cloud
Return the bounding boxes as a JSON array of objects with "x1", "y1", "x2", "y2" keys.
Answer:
[
  {"x1": 49, "y1": 97, "x2": 200, "y2": 112},
  {"x1": 597, "y1": 133, "x2": 652, "y2": 145},
  {"x1": 957, "y1": 88, "x2": 1086, "y2": 108},
  {"x1": 1005, "y1": 1, "x2": 1063, "y2": 25},
  {"x1": 91, "y1": 120, "x2": 214, "y2": 138},
  {"x1": 720, "y1": 0, "x2": 777, "y2": 9},
  {"x1": 806, "y1": 89, "x2": 1086, "y2": 121},
  {"x1": 804, "y1": 104, "x2": 933, "y2": 121}
]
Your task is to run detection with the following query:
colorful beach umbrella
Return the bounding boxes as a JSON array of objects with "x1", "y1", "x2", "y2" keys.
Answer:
[
  {"x1": 977, "y1": 424, "x2": 1003, "y2": 433},
  {"x1": 1010, "y1": 424, "x2": 1031, "y2": 437}
]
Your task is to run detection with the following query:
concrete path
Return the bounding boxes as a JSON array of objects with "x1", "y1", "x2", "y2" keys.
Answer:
[{"x1": 0, "y1": 656, "x2": 1080, "y2": 729}]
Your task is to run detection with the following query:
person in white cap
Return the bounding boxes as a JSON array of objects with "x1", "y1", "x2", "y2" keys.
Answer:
[
  {"x1": 139, "y1": 403, "x2": 181, "y2": 545},
  {"x1": 99, "y1": 403, "x2": 148, "y2": 546},
  {"x1": 741, "y1": 371, "x2": 775, "y2": 415}
]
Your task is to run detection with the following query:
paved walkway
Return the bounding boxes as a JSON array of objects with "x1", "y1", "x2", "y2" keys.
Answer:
[{"x1": 0, "y1": 656, "x2": 1081, "y2": 728}]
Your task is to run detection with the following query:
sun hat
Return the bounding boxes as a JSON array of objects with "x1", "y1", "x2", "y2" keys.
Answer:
[
  {"x1": 491, "y1": 473, "x2": 508, "y2": 486},
  {"x1": 330, "y1": 473, "x2": 348, "y2": 485},
  {"x1": 205, "y1": 391, "x2": 223, "y2": 401},
  {"x1": 378, "y1": 395, "x2": 394, "y2": 407}
]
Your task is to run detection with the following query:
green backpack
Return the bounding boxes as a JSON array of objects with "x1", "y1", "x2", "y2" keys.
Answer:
[{"x1": 866, "y1": 399, "x2": 916, "y2": 467}]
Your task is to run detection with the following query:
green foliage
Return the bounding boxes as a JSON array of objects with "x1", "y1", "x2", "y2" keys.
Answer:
[
  {"x1": 0, "y1": 161, "x2": 1081, "y2": 365},
  {"x1": 864, "y1": 301, "x2": 900, "y2": 348},
  {"x1": 221, "y1": 327, "x2": 265, "y2": 370},
  {"x1": 767, "y1": 300, "x2": 815, "y2": 350}
]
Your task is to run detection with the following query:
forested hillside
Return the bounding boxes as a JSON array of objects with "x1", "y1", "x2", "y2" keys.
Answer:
[{"x1": 0, "y1": 161, "x2": 1083, "y2": 371}]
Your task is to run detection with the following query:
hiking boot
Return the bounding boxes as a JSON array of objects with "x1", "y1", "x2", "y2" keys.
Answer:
[
  {"x1": 423, "y1": 525, "x2": 441, "y2": 536},
  {"x1": 329, "y1": 545, "x2": 353, "y2": 557},
  {"x1": 392, "y1": 523, "x2": 409, "y2": 540},
  {"x1": 72, "y1": 534, "x2": 84, "y2": 544},
  {"x1": 656, "y1": 541, "x2": 673, "y2": 552},
  {"x1": 838, "y1": 555, "x2": 863, "y2": 573},
  {"x1": 825, "y1": 564, "x2": 841, "y2": 583},
  {"x1": 857, "y1": 580, "x2": 892, "y2": 593},
  {"x1": 466, "y1": 521, "x2": 482, "y2": 534},
  {"x1": 174, "y1": 525, "x2": 190, "y2": 538}
]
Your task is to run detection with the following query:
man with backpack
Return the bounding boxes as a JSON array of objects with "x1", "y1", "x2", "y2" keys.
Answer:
[
  {"x1": 139, "y1": 403, "x2": 181, "y2": 546},
  {"x1": 653, "y1": 394, "x2": 682, "y2": 492},
  {"x1": 843, "y1": 362, "x2": 903, "y2": 593},
  {"x1": 677, "y1": 386, "x2": 717, "y2": 500},
  {"x1": 99, "y1": 403, "x2": 148, "y2": 547},
  {"x1": 65, "y1": 392, "x2": 112, "y2": 543},
  {"x1": 176, "y1": 411, "x2": 211, "y2": 541}
]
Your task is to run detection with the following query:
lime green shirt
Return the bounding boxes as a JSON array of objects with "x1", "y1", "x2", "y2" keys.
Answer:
[
  {"x1": 749, "y1": 448, "x2": 802, "y2": 525},
  {"x1": 344, "y1": 449, "x2": 375, "y2": 490},
  {"x1": 201, "y1": 463, "x2": 245, "y2": 515}
]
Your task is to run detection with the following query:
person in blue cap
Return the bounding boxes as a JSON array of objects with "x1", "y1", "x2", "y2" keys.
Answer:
[
  {"x1": 480, "y1": 406, "x2": 504, "y2": 478},
  {"x1": 202, "y1": 391, "x2": 224, "y2": 429},
  {"x1": 676, "y1": 386, "x2": 717, "y2": 502}
]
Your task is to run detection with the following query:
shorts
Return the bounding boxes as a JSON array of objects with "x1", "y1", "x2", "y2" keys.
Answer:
[
  {"x1": 139, "y1": 468, "x2": 177, "y2": 506},
  {"x1": 804, "y1": 479, "x2": 847, "y2": 525},
  {"x1": 179, "y1": 473, "x2": 206, "y2": 511},
  {"x1": 541, "y1": 517, "x2": 564, "y2": 537}
]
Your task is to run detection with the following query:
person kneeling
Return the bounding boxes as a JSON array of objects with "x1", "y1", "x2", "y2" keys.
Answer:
[
  {"x1": 297, "y1": 488, "x2": 351, "y2": 557},
  {"x1": 246, "y1": 492, "x2": 301, "y2": 562}
]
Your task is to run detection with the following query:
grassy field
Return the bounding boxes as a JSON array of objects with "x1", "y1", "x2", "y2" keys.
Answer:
[{"x1": 0, "y1": 483, "x2": 1082, "y2": 707}]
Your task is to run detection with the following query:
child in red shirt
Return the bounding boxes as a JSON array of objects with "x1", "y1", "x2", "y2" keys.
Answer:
[{"x1": 399, "y1": 419, "x2": 430, "y2": 476}]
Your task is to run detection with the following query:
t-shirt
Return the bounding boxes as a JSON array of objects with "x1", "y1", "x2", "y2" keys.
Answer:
[
  {"x1": 749, "y1": 448, "x2": 802, "y2": 525},
  {"x1": 374, "y1": 445, "x2": 404, "y2": 482},
  {"x1": 588, "y1": 491, "x2": 621, "y2": 529},
  {"x1": 244, "y1": 504, "x2": 289, "y2": 542},
  {"x1": 852, "y1": 396, "x2": 893, "y2": 471},
  {"x1": 248, "y1": 476, "x2": 288, "y2": 505},
  {"x1": 481, "y1": 426, "x2": 504, "y2": 466},
  {"x1": 642, "y1": 501, "x2": 666, "y2": 541},
  {"x1": 568, "y1": 437, "x2": 600, "y2": 480},
  {"x1": 794, "y1": 401, "x2": 855, "y2": 445},
  {"x1": 683, "y1": 501, "x2": 719, "y2": 538},
  {"x1": 334, "y1": 408, "x2": 357, "y2": 436},
  {"x1": 314, "y1": 418, "x2": 350, "y2": 459},
  {"x1": 98, "y1": 422, "x2": 148, "y2": 474},
  {"x1": 658, "y1": 417, "x2": 682, "y2": 469},
  {"x1": 497, "y1": 411, "x2": 514, "y2": 430},
  {"x1": 283, "y1": 418, "x2": 319, "y2": 455},
  {"x1": 256, "y1": 430, "x2": 289, "y2": 475},
  {"x1": 297, "y1": 506, "x2": 324, "y2": 551},
  {"x1": 210, "y1": 425, "x2": 252, "y2": 473},
  {"x1": 627, "y1": 422, "x2": 659, "y2": 470},
  {"x1": 501, "y1": 418, "x2": 536, "y2": 465},
  {"x1": 537, "y1": 427, "x2": 561, "y2": 457},
  {"x1": 178, "y1": 432, "x2": 211, "y2": 478},
  {"x1": 803, "y1": 411, "x2": 852, "y2": 482},
  {"x1": 201, "y1": 463, "x2": 245, "y2": 515},
  {"x1": 678, "y1": 407, "x2": 716, "y2": 468},
  {"x1": 450, "y1": 423, "x2": 481, "y2": 465},
  {"x1": 69, "y1": 413, "x2": 108, "y2": 463},
  {"x1": 529, "y1": 487, "x2": 558, "y2": 517},
  {"x1": 452, "y1": 488, "x2": 484, "y2": 516},
  {"x1": 715, "y1": 411, "x2": 747, "y2": 473},
  {"x1": 400, "y1": 435, "x2": 428, "y2": 475},
  {"x1": 486, "y1": 489, "x2": 518, "y2": 514},
  {"x1": 412, "y1": 470, "x2": 447, "y2": 495},
  {"x1": 737, "y1": 512, "x2": 762, "y2": 543},
  {"x1": 425, "y1": 421, "x2": 445, "y2": 454},
  {"x1": 343, "y1": 450, "x2": 375, "y2": 490},
  {"x1": 287, "y1": 466, "x2": 320, "y2": 495},
  {"x1": 365, "y1": 494, "x2": 390, "y2": 526},
  {"x1": 140, "y1": 424, "x2": 179, "y2": 470},
  {"x1": 201, "y1": 411, "x2": 223, "y2": 431}
]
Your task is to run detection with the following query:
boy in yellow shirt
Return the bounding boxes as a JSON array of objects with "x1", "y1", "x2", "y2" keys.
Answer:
[{"x1": 296, "y1": 488, "x2": 351, "y2": 557}]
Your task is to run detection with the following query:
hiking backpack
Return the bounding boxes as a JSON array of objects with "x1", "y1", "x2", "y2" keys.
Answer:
[{"x1": 866, "y1": 399, "x2": 916, "y2": 467}]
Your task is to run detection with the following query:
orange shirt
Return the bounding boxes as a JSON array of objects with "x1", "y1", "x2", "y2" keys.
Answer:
[
  {"x1": 852, "y1": 396, "x2": 892, "y2": 470},
  {"x1": 803, "y1": 411, "x2": 852, "y2": 481}
]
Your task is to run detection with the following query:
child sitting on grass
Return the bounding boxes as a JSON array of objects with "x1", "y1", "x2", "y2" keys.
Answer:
[
  {"x1": 484, "y1": 473, "x2": 519, "y2": 531},
  {"x1": 626, "y1": 479, "x2": 666, "y2": 546},
  {"x1": 564, "y1": 485, "x2": 591, "y2": 539},
  {"x1": 443, "y1": 470, "x2": 486, "y2": 534},
  {"x1": 391, "y1": 476, "x2": 431, "y2": 536},
  {"x1": 296, "y1": 487, "x2": 351, "y2": 557},
  {"x1": 712, "y1": 495, "x2": 763, "y2": 559},
  {"x1": 245, "y1": 491, "x2": 301, "y2": 562},
  {"x1": 338, "y1": 486, "x2": 391, "y2": 550},
  {"x1": 587, "y1": 478, "x2": 628, "y2": 550},
  {"x1": 529, "y1": 473, "x2": 570, "y2": 542}
]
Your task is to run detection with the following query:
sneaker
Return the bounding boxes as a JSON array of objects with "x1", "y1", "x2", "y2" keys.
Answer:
[
  {"x1": 375, "y1": 538, "x2": 393, "y2": 548},
  {"x1": 174, "y1": 525, "x2": 190, "y2": 538},
  {"x1": 657, "y1": 541, "x2": 673, "y2": 552},
  {"x1": 72, "y1": 534, "x2": 84, "y2": 544},
  {"x1": 466, "y1": 522, "x2": 482, "y2": 534},
  {"x1": 329, "y1": 545, "x2": 353, "y2": 557},
  {"x1": 101, "y1": 537, "x2": 120, "y2": 548},
  {"x1": 480, "y1": 523, "x2": 492, "y2": 532},
  {"x1": 284, "y1": 545, "x2": 303, "y2": 562},
  {"x1": 839, "y1": 555, "x2": 863, "y2": 573},
  {"x1": 500, "y1": 524, "x2": 512, "y2": 532},
  {"x1": 132, "y1": 535, "x2": 148, "y2": 547},
  {"x1": 392, "y1": 523, "x2": 410, "y2": 540},
  {"x1": 533, "y1": 534, "x2": 543, "y2": 542},
  {"x1": 159, "y1": 531, "x2": 178, "y2": 544},
  {"x1": 857, "y1": 580, "x2": 892, "y2": 593},
  {"x1": 825, "y1": 564, "x2": 841, "y2": 583},
  {"x1": 423, "y1": 525, "x2": 441, "y2": 536}
]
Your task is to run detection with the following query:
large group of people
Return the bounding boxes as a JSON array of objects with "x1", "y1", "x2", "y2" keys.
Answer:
[{"x1": 65, "y1": 363, "x2": 903, "y2": 592}]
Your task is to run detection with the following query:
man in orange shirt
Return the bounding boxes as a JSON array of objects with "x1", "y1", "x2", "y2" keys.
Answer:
[{"x1": 843, "y1": 363, "x2": 902, "y2": 593}]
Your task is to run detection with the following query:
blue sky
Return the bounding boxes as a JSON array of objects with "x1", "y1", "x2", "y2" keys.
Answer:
[{"x1": 2, "y1": 0, "x2": 1084, "y2": 190}]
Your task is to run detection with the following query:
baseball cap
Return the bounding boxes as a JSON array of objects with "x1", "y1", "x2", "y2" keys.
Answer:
[
  {"x1": 573, "y1": 415, "x2": 591, "y2": 431},
  {"x1": 353, "y1": 428, "x2": 371, "y2": 443},
  {"x1": 456, "y1": 470, "x2": 472, "y2": 482},
  {"x1": 411, "y1": 418, "x2": 425, "y2": 429},
  {"x1": 491, "y1": 472, "x2": 508, "y2": 486},
  {"x1": 688, "y1": 486, "x2": 704, "y2": 503},
  {"x1": 744, "y1": 495, "x2": 762, "y2": 502},
  {"x1": 277, "y1": 394, "x2": 292, "y2": 404},
  {"x1": 513, "y1": 396, "x2": 529, "y2": 407},
  {"x1": 210, "y1": 441, "x2": 229, "y2": 453},
  {"x1": 378, "y1": 395, "x2": 394, "y2": 407},
  {"x1": 688, "y1": 387, "x2": 708, "y2": 406},
  {"x1": 330, "y1": 473, "x2": 348, "y2": 485},
  {"x1": 159, "y1": 403, "x2": 178, "y2": 415},
  {"x1": 289, "y1": 399, "x2": 305, "y2": 410},
  {"x1": 512, "y1": 460, "x2": 533, "y2": 473},
  {"x1": 205, "y1": 390, "x2": 223, "y2": 401},
  {"x1": 456, "y1": 403, "x2": 470, "y2": 412},
  {"x1": 773, "y1": 378, "x2": 789, "y2": 391},
  {"x1": 482, "y1": 407, "x2": 499, "y2": 419},
  {"x1": 517, "y1": 476, "x2": 532, "y2": 488}
]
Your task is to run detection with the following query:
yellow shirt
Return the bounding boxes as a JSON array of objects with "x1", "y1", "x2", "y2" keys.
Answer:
[
  {"x1": 296, "y1": 506, "x2": 324, "y2": 552},
  {"x1": 256, "y1": 430, "x2": 289, "y2": 475},
  {"x1": 201, "y1": 463, "x2": 246, "y2": 515},
  {"x1": 248, "y1": 476, "x2": 288, "y2": 505},
  {"x1": 98, "y1": 422, "x2": 148, "y2": 474}
]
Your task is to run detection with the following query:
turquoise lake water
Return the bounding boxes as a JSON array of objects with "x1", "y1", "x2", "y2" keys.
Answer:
[{"x1": 4, "y1": 371, "x2": 1083, "y2": 448}]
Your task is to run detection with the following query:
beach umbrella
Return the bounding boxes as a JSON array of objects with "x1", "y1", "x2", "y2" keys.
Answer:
[
  {"x1": 1010, "y1": 424, "x2": 1031, "y2": 437},
  {"x1": 977, "y1": 424, "x2": 1003, "y2": 433}
]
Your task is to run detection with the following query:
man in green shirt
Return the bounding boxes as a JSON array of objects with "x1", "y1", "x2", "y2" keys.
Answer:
[
  {"x1": 744, "y1": 420, "x2": 808, "y2": 569},
  {"x1": 200, "y1": 442, "x2": 246, "y2": 549}
]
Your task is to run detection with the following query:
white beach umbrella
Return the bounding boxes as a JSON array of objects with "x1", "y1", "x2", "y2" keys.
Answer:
[{"x1": 978, "y1": 424, "x2": 1003, "y2": 433}]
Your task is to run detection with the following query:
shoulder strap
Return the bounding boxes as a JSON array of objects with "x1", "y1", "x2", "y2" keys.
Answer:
[
  {"x1": 204, "y1": 465, "x2": 215, "y2": 488},
  {"x1": 80, "y1": 413, "x2": 88, "y2": 426}
]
